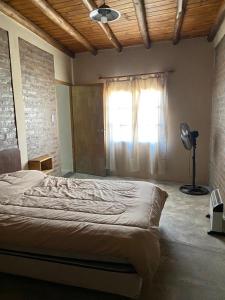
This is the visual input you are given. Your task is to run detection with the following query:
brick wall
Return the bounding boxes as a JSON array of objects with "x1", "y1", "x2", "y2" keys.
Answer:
[
  {"x1": 0, "y1": 28, "x2": 17, "y2": 151},
  {"x1": 209, "y1": 36, "x2": 225, "y2": 200},
  {"x1": 19, "y1": 38, "x2": 60, "y2": 174}
]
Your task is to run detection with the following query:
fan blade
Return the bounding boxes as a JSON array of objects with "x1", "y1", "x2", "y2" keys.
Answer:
[{"x1": 180, "y1": 123, "x2": 192, "y2": 150}]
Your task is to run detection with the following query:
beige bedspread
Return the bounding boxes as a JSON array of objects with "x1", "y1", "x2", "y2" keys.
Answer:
[{"x1": 0, "y1": 170, "x2": 167, "y2": 281}]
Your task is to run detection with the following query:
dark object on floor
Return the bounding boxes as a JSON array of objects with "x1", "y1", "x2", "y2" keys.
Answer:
[
  {"x1": 207, "y1": 231, "x2": 225, "y2": 236},
  {"x1": 179, "y1": 123, "x2": 209, "y2": 196},
  {"x1": 180, "y1": 184, "x2": 209, "y2": 196}
]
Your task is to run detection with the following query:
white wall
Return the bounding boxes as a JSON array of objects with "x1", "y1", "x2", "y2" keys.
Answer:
[
  {"x1": 74, "y1": 38, "x2": 214, "y2": 184},
  {"x1": 0, "y1": 12, "x2": 73, "y2": 167},
  {"x1": 56, "y1": 85, "x2": 74, "y2": 175}
]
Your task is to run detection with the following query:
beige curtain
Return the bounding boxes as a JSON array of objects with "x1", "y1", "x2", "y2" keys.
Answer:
[{"x1": 104, "y1": 74, "x2": 168, "y2": 179}]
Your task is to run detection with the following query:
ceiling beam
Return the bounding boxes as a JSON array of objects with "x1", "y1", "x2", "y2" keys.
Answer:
[
  {"x1": 133, "y1": 0, "x2": 150, "y2": 49},
  {"x1": 208, "y1": 1, "x2": 225, "y2": 42},
  {"x1": 0, "y1": 0, "x2": 73, "y2": 57},
  {"x1": 173, "y1": 0, "x2": 188, "y2": 45},
  {"x1": 29, "y1": 0, "x2": 97, "y2": 55},
  {"x1": 82, "y1": 0, "x2": 122, "y2": 52}
]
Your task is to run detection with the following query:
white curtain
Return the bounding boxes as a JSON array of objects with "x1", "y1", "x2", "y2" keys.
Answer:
[{"x1": 104, "y1": 74, "x2": 168, "y2": 179}]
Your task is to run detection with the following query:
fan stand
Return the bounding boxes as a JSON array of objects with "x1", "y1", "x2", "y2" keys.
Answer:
[{"x1": 180, "y1": 132, "x2": 209, "y2": 196}]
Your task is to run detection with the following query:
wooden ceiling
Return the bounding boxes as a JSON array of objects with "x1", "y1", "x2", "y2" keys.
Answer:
[{"x1": 1, "y1": 0, "x2": 225, "y2": 56}]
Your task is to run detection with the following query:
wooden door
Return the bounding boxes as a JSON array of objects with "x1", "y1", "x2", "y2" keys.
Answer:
[{"x1": 71, "y1": 84, "x2": 105, "y2": 176}]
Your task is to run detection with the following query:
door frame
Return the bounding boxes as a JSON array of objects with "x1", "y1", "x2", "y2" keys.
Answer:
[{"x1": 55, "y1": 79, "x2": 75, "y2": 173}]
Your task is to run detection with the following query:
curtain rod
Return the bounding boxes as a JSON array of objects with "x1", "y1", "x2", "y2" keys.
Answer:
[{"x1": 99, "y1": 70, "x2": 174, "y2": 80}]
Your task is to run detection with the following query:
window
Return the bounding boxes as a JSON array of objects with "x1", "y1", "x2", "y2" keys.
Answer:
[
  {"x1": 138, "y1": 89, "x2": 160, "y2": 143},
  {"x1": 108, "y1": 89, "x2": 160, "y2": 144},
  {"x1": 108, "y1": 90, "x2": 132, "y2": 142}
]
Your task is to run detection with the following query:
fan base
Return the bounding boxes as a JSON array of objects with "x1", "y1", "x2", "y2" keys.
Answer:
[{"x1": 180, "y1": 184, "x2": 209, "y2": 196}]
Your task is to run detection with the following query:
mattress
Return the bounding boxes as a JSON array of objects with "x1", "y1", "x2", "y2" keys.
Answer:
[{"x1": 0, "y1": 170, "x2": 167, "y2": 282}]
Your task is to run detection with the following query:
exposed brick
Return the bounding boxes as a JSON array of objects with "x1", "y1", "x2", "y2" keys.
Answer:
[
  {"x1": 0, "y1": 28, "x2": 18, "y2": 151},
  {"x1": 19, "y1": 38, "x2": 60, "y2": 175},
  {"x1": 210, "y1": 36, "x2": 225, "y2": 200}
]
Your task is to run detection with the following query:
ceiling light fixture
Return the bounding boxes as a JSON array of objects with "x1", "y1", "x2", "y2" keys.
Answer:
[{"x1": 89, "y1": 1, "x2": 120, "y2": 24}]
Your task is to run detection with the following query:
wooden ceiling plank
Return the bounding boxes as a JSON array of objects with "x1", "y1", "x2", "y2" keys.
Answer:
[
  {"x1": 208, "y1": 1, "x2": 225, "y2": 41},
  {"x1": 81, "y1": 0, "x2": 122, "y2": 51},
  {"x1": 5, "y1": 0, "x2": 222, "y2": 52},
  {"x1": 187, "y1": 0, "x2": 221, "y2": 6},
  {"x1": 173, "y1": 0, "x2": 188, "y2": 45},
  {"x1": 133, "y1": 0, "x2": 151, "y2": 48},
  {"x1": 0, "y1": 0, "x2": 74, "y2": 57},
  {"x1": 29, "y1": 0, "x2": 97, "y2": 54}
]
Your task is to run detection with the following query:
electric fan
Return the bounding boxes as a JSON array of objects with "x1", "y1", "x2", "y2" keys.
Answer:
[{"x1": 180, "y1": 123, "x2": 209, "y2": 195}]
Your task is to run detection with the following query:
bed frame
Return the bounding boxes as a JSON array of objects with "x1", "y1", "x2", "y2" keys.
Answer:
[{"x1": 0, "y1": 148, "x2": 142, "y2": 299}]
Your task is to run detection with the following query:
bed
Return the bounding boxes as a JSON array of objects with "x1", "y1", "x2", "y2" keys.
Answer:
[{"x1": 0, "y1": 148, "x2": 167, "y2": 299}]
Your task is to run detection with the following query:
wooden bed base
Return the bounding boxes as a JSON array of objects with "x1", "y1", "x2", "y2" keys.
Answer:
[
  {"x1": 0, "y1": 253, "x2": 142, "y2": 298},
  {"x1": 0, "y1": 148, "x2": 143, "y2": 298}
]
